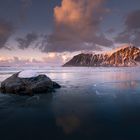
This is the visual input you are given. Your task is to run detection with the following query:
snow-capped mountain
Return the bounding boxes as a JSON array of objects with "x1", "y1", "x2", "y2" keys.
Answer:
[{"x1": 63, "y1": 45, "x2": 140, "y2": 67}]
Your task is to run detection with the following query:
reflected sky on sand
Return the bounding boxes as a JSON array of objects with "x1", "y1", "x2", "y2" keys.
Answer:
[{"x1": 0, "y1": 67, "x2": 140, "y2": 140}]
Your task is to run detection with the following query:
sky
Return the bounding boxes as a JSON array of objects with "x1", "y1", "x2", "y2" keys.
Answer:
[{"x1": 0, "y1": 0, "x2": 140, "y2": 66}]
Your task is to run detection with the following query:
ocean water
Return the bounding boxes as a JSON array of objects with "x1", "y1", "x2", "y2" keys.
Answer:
[{"x1": 0, "y1": 66, "x2": 140, "y2": 140}]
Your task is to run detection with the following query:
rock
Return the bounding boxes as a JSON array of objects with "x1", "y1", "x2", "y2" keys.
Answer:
[
  {"x1": 0, "y1": 71, "x2": 61, "y2": 95},
  {"x1": 53, "y1": 81, "x2": 61, "y2": 89}
]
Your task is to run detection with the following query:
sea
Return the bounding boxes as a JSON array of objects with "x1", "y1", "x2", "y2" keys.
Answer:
[{"x1": 0, "y1": 66, "x2": 140, "y2": 140}]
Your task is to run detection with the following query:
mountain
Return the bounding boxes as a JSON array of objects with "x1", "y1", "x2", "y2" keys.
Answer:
[{"x1": 63, "y1": 45, "x2": 140, "y2": 67}]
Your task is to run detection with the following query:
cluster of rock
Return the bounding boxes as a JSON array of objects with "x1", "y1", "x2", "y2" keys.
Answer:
[
  {"x1": 0, "y1": 70, "x2": 61, "y2": 96},
  {"x1": 63, "y1": 45, "x2": 140, "y2": 67}
]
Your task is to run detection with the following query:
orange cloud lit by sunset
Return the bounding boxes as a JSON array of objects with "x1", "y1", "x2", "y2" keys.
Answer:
[{"x1": 54, "y1": 0, "x2": 105, "y2": 26}]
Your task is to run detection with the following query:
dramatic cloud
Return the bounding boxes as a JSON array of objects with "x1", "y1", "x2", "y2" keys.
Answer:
[
  {"x1": 115, "y1": 10, "x2": 140, "y2": 46},
  {"x1": 106, "y1": 28, "x2": 115, "y2": 34},
  {"x1": 16, "y1": 33, "x2": 38, "y2": 49},
  {"x1": 42, "y1": 0, "x2": 113, "y2": 53},
  {"x1": 20, "y1": 0, "x2": 32, "y2": 21},
  {"x1": 125, "y1": 10, "x2": 140, "y2": 30},
  {"x1": 0, "y1": 19, "x2": 14, "y2": 49}
]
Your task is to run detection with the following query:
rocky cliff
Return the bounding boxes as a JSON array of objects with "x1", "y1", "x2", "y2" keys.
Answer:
[{"x1": 63, "y1": 45, "x2": 140, "y2": 67}]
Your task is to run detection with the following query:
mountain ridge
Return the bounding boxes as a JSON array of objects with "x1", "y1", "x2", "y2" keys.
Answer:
[{"x1": 63, "y1": 45, "x2": 140, "y2": 67}]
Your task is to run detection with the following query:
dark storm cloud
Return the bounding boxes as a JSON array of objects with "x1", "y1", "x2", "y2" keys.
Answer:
[
  {"x1": 115, "y1": 10, "x2": 140, "y2": 46},
  {"x1": 16, "y1": 32, "x2": 38, "y2": 49},
  {"x1": 106, "y1": 28, "x2": 115, "y2": 34},
  {"x1": 125, "y1": 10, "x2": 140, "y2": 30},
  {"x1": 41, "y1": 0, "x2": 113, "y2": 53},
  {"x1": 20, "y1": 0, "x2": 32, "y2": 21},
  {"x1": 0, "y1": 19, "x2": 15, "y2": 49}
]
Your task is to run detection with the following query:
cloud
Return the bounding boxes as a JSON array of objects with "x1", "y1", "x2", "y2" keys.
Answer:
[
  {"x1": 0, "y1": 19, "x2": 15, "y2": 49},
  {"x1": 16, "y1": 32, "x2": 38, "y2": 49},
  {"x1": 106, "y1": 28, "x2": 115, "y2": 34},
  {"x1": 0, "y1": 51, "x2": 66, "y2": 66},
  {"x1": 0, "y1": 56, "x2": 31, "y2": 66},
  {"x1": 42, "y1": 54, "x2": 63, "y2": 65},
  {"x1": 125, "y1": 10, "x2": 140, "y2": 30},
  {"x1": 115, "y1": 10, "x2": 140, "y2": 46},
  {"x1": 41, "y1": 0, "x2": 113, "y2": 53},
  {"x1": 20, "y1": 0, "x2": 32, "y2": 21}
]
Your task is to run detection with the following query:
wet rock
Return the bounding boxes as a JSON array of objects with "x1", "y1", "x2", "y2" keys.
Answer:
[{"x1": 0, "y1": 72, "x2": 61, "y2": 96}]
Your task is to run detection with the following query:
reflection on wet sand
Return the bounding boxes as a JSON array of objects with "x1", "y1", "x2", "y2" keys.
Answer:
[
  {"x1": 95, "y1": 70, "x2": 140, "y2": 83},
  {"x1": 1, "y1": 67, "x2": 140, "y2": 139},
  {"x1": 95, "y1": 80, "x2": 140, "y2": 96},
  {"x1": 115, "y1": 80, "x2": 139, "y2": 89},
  {"x1": 56, "y1": 115, "x2": 80, "y2": 134},
  {"x1": 52, "y1": 90, "x2": 98, "y2": 135}
]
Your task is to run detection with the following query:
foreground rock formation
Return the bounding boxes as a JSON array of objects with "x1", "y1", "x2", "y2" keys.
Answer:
[
  {"x1": 63, "y1": 45, "x2": 140, "y2": 67},
  {"x1": 0, "y1": 70, "x2": 61, "y2": 95}
]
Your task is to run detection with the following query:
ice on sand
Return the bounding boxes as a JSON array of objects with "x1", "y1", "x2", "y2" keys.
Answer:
[{"x1": 18, "y1": 70, "x2": 39, "y2": 78}]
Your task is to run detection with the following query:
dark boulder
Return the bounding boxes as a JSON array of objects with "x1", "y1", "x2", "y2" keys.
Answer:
[
  {"x1": 0, "y1": 72, "x2": 61, "y2": 95},
  {"x1": 52, "y1": 81, "x2": 61, "y2": 89}
]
